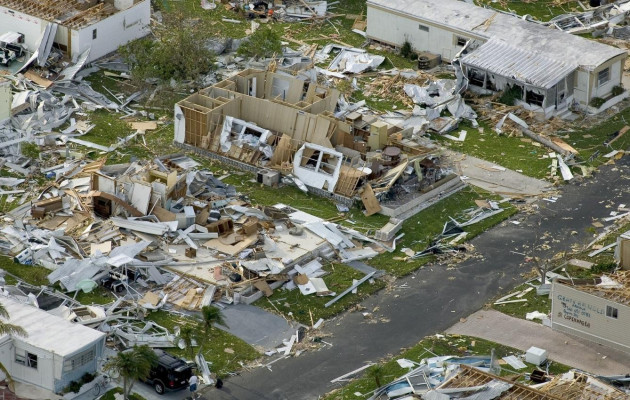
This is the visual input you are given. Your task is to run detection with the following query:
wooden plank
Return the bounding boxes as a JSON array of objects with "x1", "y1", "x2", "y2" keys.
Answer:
[
  {"x1": 360, "y1": 184, "x2": 381, "y2": 216},
  {"x1": 609, "y1": 125, "x2": 630, "y2": 145}
]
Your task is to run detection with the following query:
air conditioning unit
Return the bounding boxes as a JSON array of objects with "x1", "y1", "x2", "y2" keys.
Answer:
[
  {"x1": 417, "y1": 52, "x2": 441, "y2": 70},
  {"x1": 257, "y1": 169, "x2": 280, "y2": 187}
]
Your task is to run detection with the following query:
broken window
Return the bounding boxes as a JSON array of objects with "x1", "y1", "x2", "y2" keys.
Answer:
[
  {"x1": 606, "y1": 305, "x2": 618, "y2": 319},
  {"x1": 467, "y1": 68, "x2": 485, "y2": 87},
  {"x1": 455, "y1": 36, "x2": 467, "y2": 46},
  {"x1": 319, "y1": 154, "x2": 340, "y2": 176},
  {"x1": 301, "y1": 150, "x2": 321, "y2": 169},
  {"x1": 16, "y1": 351, "x2": 38, "y2": 369},
  {"x1": 525, "y1": 89, "x2": 544, "y2": 107},
  {"x1": 598, "y1": 67, "x2": 610, "y2": 86},
  {"x1": 419, "y1": 24, "x2": 429, "y2": 32},
  {"x1": 92, "y1": 29, "x2": 97, "y2": 40},
  {"x1": 485, "y1": 74, "x2": 497, "y2": 91}
]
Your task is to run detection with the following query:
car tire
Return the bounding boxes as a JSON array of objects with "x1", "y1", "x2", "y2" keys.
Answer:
[{"x1": 154, "y1": 381, "x2": 165, "y2": 395}]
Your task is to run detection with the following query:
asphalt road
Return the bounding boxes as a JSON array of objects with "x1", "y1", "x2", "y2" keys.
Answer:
[{"x1": 201, "y1": 158, "x2": 630, "y2": 400}]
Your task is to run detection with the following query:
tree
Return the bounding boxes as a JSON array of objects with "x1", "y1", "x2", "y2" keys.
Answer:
[
  {"x1": 237, "y1": 27, "x2": 283, "y2": 59},
  {"x1": 199, "y1": 305, "x2": 228, "y2": 338},
  {"x1": 0, "y1": 303, "x2": 27, "y2": 390},
  {"x1": 119, "y1": 12, "x2": 215, "y2": 83},
  {"x1": 366, "y1": 364, "x2": 383, "y2": 388},
  {"x1": 177, "y1": 325, "x2": 199, "y2": 362},
  {"x1": 104, "y1": 345, "x2": 158, "y2": 399},
  {"x1": 196, "y1": 306, "x2": 228, "y2": 355}
]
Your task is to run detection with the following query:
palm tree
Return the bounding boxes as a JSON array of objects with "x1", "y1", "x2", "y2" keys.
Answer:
[
  {"x1": 366, "y1": 364, "x2": 384, "y2": 388},
  {"x1": 199, "y1": 306, "x2": 228, "y2": 338},
  {"x1": 177, "y1": 325, "x2": 199, "y2": 362},
  {"x1": 0, "y1": 303, "x2": 27, "y2": 391},
  {"x1": 197, "y1": 306, "x2": 228, "y2": 354},
  {"x1": 104, "y1": 345, "x2": 158, "y2": 399}
]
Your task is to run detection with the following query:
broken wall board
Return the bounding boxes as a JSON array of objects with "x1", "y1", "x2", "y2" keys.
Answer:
[
  {"x1": 130, "y1": 182, "x2": 152, "y2": 215},
  {"x1": 90, "y1": 241, "x2": 112, "y2": 255},
  {"x1": 203, "y1": 234, "x2": 258, "y2": 256},
  {"x1": 130, "y1": 121, "x2": 158, "y2": 131},
  {"x1": 360, "y1": 184, "x2": 381, "y2": 216}
]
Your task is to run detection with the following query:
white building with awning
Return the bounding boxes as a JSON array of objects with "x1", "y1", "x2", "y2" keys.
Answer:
[{"x1": 366, "y1": 0, "x2": 627, "y2": 113}]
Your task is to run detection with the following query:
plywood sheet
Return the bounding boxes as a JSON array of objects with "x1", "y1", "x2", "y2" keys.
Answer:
[
  {"x1": 130, "y1": 121, "x2": 158, "y2": 131},
  {"x1": 360, "y1": 184, "x2": 381, "y2": 216}
]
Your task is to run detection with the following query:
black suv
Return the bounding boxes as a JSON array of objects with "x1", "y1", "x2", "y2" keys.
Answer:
[{"x1": 145, "y1": 349, "x2": 193, "y2": 394}]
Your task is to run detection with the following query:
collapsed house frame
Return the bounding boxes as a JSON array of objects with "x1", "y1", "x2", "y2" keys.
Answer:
[{"x1": 174, "y1": 70, "x2": 464, "y2": 216}]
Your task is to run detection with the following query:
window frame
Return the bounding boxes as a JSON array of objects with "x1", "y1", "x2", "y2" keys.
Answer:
[
  {"x1": 598, "y1": 67, "x2": 610, "y2": 87},
  {"x1": 606, "y1": 305, "x2": 618, "y2": 319},
  {"x1": 26, "y1": 352, "x2": 38, "y2": 369},
  {"x1": 15, "y1": 351, "x2": 37, "y2": 369},
  {"x1": 455, "y1": 36, "x2": 467, "y2": 47}
]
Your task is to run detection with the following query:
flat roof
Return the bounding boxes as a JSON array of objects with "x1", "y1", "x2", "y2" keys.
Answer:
[
  {"x1": 0, "y1": 297, "x2": 105, "y2": 357},
  {"x1": 0, "y1": 0, "x2": 139, "y2": 30},
  {"x1": 367, "y1": 0, "x2": 626, "y2": 71}
]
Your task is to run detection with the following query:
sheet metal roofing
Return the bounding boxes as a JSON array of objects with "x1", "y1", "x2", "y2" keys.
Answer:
[
  {"x1": 367, "y1": 0, "x2": 626, "y2": 71},
  {"x1": 0, "y1": 297, "x2": 104, "y2": 356},
  {"x1": 461, "y1": 39, "x2": 577, "y2": 89}
]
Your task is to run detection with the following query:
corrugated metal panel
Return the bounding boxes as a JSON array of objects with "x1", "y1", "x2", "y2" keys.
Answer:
[
  {"x1": 366, "y1": 0, "x2": 626, "y2": 70},
  {"x1": 461, "y1": 39, "x2": 577, "y2": 89}
]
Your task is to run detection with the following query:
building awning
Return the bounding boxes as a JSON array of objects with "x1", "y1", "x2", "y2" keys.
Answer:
[{"x1": 461, "y1": 39, "x2": 578, "y2": 90}]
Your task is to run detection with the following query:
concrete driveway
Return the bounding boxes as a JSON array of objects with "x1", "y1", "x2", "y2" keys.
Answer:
[{"x1": 447, "y1": 309, "x2": 630, "y2": 375}]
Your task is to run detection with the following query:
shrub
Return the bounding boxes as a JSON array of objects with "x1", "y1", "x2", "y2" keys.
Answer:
[
  {"x1": 400, "y1": 40, "x2": 415, "y2": 59},
  {"x1": 237, "y1": 27, "x2": 283, "y2": 59},
  {"x1": 592, "y1": 262, "x2": 616, "y2": 274},
  {"x1": 81, "y1": 372, "x2": 96, "y2": 384},
  {"x1": 497, "y1": 85, "x2": 523, "y2": 106},
  {"x1": 589, "y1": 97, "x2": 606, "y2": 108},
  {"x1": 63, "y1": 380, "x2": 82, "y2": 394},
  {"x1": 612, "y1": 85, "x2": 624, "y2": 96}
]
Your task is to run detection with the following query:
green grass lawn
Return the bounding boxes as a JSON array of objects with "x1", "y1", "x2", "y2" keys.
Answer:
[
  {"x1": 323, "y1": 334, "x2": 571, "y2": 400},
  {"x1": 432, "y1": 120, "x2": 554, "y2": 179},
  {"x1": 368, "y1": 187, "x2": 517, "y2": 276},
  {"x1": 0, "y1": 255, "x2": 50, "y2": 286},
  {"x1": 257, "y1": 263, "x2": 387, "y2": 326},
  {"x1": 491, "y1": 283, "x2": 551, "y2": 319},
  {"x1": 220, "y1": 169, "x2": 390, "y2": 231},
  {"x1": 566, "y1": 105, "x2": 630, "y2": 162},
  {"x1": 145, "y1": 310, "x2": 261, "y2": 376},
  {"x1": 474, "y1": 0, "x2": 582, "y2": 21}
]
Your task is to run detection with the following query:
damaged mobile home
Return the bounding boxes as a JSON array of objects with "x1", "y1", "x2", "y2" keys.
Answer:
[
  {"x1": 0, "y1": 0, "x2": 150, "y2": 64},
  {"x1": 551, "y1": 270, "x2": 630, "y2": 354},
  {"x1": 364, "y1": 357, "x2": 629, "y2": 399},
  {"x1": 0, "y1": 297, "x2": 105, "y2": 393},
  {"x1": 174, "y1": 70, "x2": 464, "y2": 217},
  {"x1": 366, "y1": 0, "x2": 627, "y2": 116}
]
